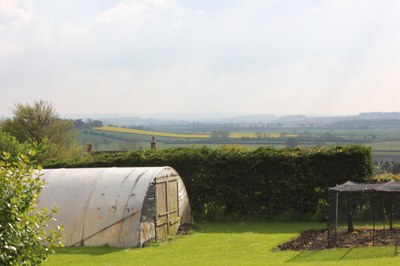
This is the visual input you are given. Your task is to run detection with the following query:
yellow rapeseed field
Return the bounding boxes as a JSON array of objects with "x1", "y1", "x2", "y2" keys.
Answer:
[
  {"x1": 94, "y1": 126, "x2": 298, "y2": 139},
  {"x1": 94, "y1": 126, "x2": 210, "y2": 139}
]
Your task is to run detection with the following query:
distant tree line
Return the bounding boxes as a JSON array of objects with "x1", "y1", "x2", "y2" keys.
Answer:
[
  {"x1": 74, "y1": 118, "x2": 103, "y2": 129},
  {"x1": 378, "y1": 161, "x2": 400, "y2": 174},
  {"x1": 328, "y1": 119, "x2": 400, "y2": 129}
]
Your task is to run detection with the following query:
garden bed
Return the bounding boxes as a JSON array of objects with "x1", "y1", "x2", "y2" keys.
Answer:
[{"x1": 278, "y1": 228, "x2": 400, "y2": 250}]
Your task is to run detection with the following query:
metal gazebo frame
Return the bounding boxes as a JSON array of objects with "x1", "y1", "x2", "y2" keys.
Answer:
[{"x1": 327, "y1": 181, "x2": 400, "y2": 248}]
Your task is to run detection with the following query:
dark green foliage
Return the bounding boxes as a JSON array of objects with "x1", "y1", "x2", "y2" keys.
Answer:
[{"x1": 45, "y1": 145, "x2": 373, "y2": 220}]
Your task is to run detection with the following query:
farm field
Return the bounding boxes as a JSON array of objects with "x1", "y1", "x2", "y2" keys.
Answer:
[
  {"x1": 93, "y1": 126, "x2": 210, "y2": 139},
  {"x1": 44, "y1": 222, "x2": 400, "y2": 266},
  {"x1": 76, "y1": 126, "x2": 297, "y2": 151},
  {"x1": 75, "y1": 126, "x2": 400, "y2": 157},
  {"x1": 366, "y1": 141, "x2": 400, "y2": 151},
  {"x1": 93, "y1": 126, "x2": 298, "y2": 139}
]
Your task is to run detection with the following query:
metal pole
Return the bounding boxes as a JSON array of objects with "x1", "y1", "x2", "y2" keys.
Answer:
[
  {"x1": 335, "y1": 192, "x2": 339, "y2": 236},
  {"x1": 154, "y1": 180, "x2": 158, "y2": 243},
  {"x1": 373, "y1": 192, "x2": 376, "y2": 246},
  {"x1": 383, "y1": 193, "x2": 386, "y2": 231}
]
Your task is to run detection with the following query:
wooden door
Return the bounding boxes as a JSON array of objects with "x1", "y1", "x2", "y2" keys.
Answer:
[{"x1": 155, "y1": 176, "x2": 180, "y2": 240}]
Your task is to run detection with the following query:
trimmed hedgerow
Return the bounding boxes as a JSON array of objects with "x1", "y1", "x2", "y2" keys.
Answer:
[{"x1": 45, "y1": 145, "x2": 372, "y2": 220}]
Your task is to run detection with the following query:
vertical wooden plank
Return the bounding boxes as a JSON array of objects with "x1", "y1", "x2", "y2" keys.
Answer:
[
  {"x1": 165, "y1": 179, "x2": 169, "y2": 234},
  {"x1": 155, "y1": 176, "x2": 180, "y2": 239},
  {"x1": 156, "y1": 181, "x2": 168, "y2": 240},
  {"x1": 167, "y1": 179, "x2": 179, "y2": 235}
]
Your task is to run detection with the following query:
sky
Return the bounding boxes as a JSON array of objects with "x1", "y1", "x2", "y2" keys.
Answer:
[{"x1": 1, "y1": 0, "x2": 400, "y2": 118}]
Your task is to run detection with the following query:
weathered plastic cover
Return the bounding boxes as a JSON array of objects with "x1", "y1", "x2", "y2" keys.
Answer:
[{"x1": 37, "y1": 167, "x2": 192, "y2": 247}]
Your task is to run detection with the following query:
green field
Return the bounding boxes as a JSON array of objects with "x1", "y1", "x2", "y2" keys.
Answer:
[
  {"x1": 366, "y1": 141, "x2": 400, "y2": 151},
  {"x1": 76, "y1": 128, "x2": 291, "y2": 152},
  {"x1": 44, "y1": 222, "x2": 400, "y2": 266},
  {"x1": 74, "y1": 125, "x2": 400, "y2": 155}
]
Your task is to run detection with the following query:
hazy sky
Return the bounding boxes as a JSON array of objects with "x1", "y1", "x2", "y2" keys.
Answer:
[{"x1": 1, "y1": 0, "x2": 400, "y2": 117}]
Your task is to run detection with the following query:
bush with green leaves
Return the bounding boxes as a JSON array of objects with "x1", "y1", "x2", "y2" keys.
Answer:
[
  {"x1": 0, "y1": 131, "x2": 25, "y2": 158},
  {"x1": 0, "y1": 151, "x2": 63, "y2": 265}
]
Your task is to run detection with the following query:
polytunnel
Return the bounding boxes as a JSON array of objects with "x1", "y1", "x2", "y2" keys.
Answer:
[{"x1": 37, "y1": 167, "x2": 193, "y2": 248}]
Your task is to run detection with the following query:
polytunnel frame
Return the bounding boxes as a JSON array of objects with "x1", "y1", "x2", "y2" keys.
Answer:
[
  {"x1": 37, "y1": 166, "x2": 192, "y2": 248},
  {"x1": 327, "y1": 181, "x2": 400, "y2": 248}
]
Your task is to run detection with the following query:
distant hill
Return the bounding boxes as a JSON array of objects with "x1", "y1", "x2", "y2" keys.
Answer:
[
  {"x1": 217, "y1": 114, "x2": 277, "y2": 123},
  {"x1": 62, "y1": 112, "x2": 400, "y2": 128},
  {"x1": 277, "y1": 115, "x2": 308, "y2": 122},
  {"x1": 358, "y1": 112, "x2": 400, "y2": 119}
]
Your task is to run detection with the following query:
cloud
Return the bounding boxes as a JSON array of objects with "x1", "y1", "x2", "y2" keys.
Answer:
[
  {"x1": 0, "y1": 0, "x2": 34, "y2": 29},
  {"x1": 95, "y1": 1, "x2": 147, "y2": 24},
  {"x1": 1, "y1": 0, "x2": 400, "y2": 116},
  {"x1": 0, "y1": 41, "x2": 23, "y2": 53},
  {"x1": 94, "y1": 0, "x2": 185, "y2": 29}
]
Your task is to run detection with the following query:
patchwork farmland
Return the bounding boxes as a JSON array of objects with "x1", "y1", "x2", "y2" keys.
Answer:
[
  {"x1": 93, "y1": 126, "x2": 295, "y2": 139},
  {"x1": 94, "y1": 126, "x2": 210, "y2": 139},
  {"x1": 77, "y1": 126, "x2": 299, "y2": 151},
  {"x1": 75, "y1": 122, "x2": 400, "y2": 160}
]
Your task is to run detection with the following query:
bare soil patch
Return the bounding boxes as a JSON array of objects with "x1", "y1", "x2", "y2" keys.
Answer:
[{"x1": 278, "y1": 228, "x2": 400, "y2": 250}]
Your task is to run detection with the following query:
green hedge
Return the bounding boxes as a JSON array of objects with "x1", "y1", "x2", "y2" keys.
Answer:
[{"x1": 45, "y1": 145, "x2": 373, "y2": 220}]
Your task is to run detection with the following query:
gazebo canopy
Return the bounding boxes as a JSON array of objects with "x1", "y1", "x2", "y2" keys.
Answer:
[{"x1": 329, "y1": 180, "x2": 400, "y2": 193}]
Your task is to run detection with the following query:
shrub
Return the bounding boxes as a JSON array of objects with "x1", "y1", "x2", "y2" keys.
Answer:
[
  {"x1": 0, "y1": 131, "x2": 25, "y2": 158},
  {"x1": 0, "y1": 151, "x2": 63, "y2": 265}
]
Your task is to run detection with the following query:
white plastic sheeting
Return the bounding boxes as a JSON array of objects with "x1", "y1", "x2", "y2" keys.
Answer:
[{"x1": 37, "y1": 167, "x2": 192, "y2": 247}]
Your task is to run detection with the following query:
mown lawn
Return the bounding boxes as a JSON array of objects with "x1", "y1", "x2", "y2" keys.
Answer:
[{"x1": 43, "y1": 222, "x2": 400, "y2": 266}]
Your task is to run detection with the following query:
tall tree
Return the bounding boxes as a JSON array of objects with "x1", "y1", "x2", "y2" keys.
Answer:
[{"x1": 1, "y1": 100, "x2": 77, "y2": 161}]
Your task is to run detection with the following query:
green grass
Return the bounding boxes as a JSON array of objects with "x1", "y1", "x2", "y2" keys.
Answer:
[{"x1": 43, "y1": 222, "x2": 400, "y2": 266}]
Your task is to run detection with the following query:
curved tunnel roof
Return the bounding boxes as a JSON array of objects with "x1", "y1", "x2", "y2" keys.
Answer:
[{"x1": 37, "y1": 167, "x2": 191, "y2": 247}]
